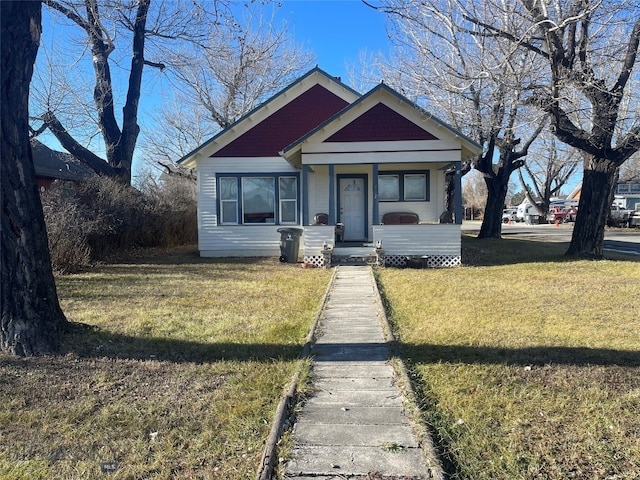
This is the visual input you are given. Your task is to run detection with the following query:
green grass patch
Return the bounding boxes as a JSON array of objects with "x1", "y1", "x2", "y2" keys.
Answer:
[
  {"x1": 0, "y1": 248, "x2": 331, "y2": 479},
  {"x1": 377, "y1": 236, "x2": 640, "y2": 479}
]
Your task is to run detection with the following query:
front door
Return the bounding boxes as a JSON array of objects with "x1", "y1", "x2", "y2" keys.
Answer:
[{"x1": 339, "y1": 176, "x2": 366, "y2": 241}]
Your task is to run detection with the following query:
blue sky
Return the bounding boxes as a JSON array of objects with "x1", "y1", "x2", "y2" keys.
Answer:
[{"x1": 274, "y1": 0, "x2": 391, "y2": 81}]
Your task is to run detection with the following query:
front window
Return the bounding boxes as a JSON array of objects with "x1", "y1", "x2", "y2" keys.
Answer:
[
  {"x1": 378, "y1": 175, "x2": 399, "y2": 201},
  {"x1": 242, "y1": 177, "x2": 275, "y2": 224},
  {"x1": 219, "y1": 177, "x2": 238, "y2": 224},
  {"x1": 279, "y1": 176, "x2": 298, "y2": 224},
  {"x1": 404, "y1": 174, "x2": 427, "y2": 201},
  {"x1": 379, "y1": 171, "x2": 430, "y2": 202},
  {"x1": 218, "y1": 174, "x2": 298, "y2": 225}
]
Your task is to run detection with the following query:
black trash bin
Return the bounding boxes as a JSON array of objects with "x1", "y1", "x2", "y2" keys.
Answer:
[{"x1": 277, "y1": 227, "x2": 303, "y2": 263}]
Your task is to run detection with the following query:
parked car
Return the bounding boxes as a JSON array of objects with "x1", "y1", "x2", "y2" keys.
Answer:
[
  {"x1": 565, "y1": 207, "x2": 578, "y2": 222},
  {"x1": 502, "y1": 208, "x2": 518, "y2": 223},
  {"x1": 547, "y1": 207, "x2": 569, "y2": 224},
  {"x1": 608, "y1": 204, "x2": 634, "y2": 227}
]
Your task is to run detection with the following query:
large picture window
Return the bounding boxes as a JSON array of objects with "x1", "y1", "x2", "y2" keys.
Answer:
[
  {"x1": 218, "y1": 174, "x2": 298, "y2": 225},
  {"x1": 242, "y1": 177, "x2": 275, "y2": 223},
  {"x1": 378, "y1": 171, "x2": 429, "y2": 202}
]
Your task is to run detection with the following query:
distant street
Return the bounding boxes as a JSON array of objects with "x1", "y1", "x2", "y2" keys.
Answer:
[{"x1": 461, "y1": 221, "x2": 640, "y2": 256}]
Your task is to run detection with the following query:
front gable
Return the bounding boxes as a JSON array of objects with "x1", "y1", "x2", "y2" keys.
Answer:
[
  {"x1": 214, "y1": 84, "x2": 351, "y2": 157},
  {"x1": 325, "y1": 103, "x2": 438, "y2": 143},
  {"x1": 178, "y1": 68, "x2": 360, "y2": 168},
  {"x1": 281, "y1": 83, "x2": 481, "y2": 168}
]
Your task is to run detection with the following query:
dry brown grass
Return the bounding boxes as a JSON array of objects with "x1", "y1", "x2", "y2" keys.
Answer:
[
  {"x1": 377, "y1": 236, "x2": 640, "y2": 479},
  {"x1": 0, "y1": 248, "x2": 331, "y2": 479}
]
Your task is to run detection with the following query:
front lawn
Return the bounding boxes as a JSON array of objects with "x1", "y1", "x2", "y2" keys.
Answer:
[
  {"x1": 376, "y1": 237, "x2": 640, "y2": 479},
  {"x1": 0, "y1": 249, "x2": 331, "y2": 479}
]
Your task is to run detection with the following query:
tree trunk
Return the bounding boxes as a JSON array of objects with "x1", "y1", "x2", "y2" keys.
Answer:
[
  {"x1": 478, "y1": 175, "x2": 509, "y2": 238},
  {"x1": 1, "y1": 0, "x2": 67, "y2": 356},
  {"x1": 566, "y1": 157, "x2": 618, "y2": 258}
]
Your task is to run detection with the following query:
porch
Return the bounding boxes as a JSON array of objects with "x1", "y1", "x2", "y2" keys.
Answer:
[{"x1": 302, "y1": 224, "x2": 462, "y2": 268}]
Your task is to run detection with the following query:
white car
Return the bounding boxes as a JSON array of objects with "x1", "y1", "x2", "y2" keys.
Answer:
[{"x1": 502, "y1": 208, "x2": 518, "y2": 223}]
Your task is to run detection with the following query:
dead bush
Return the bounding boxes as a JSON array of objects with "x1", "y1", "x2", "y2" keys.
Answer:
[
  {"x1": 41, "y1": 183, "x2": 93, "y2": 274},
  {"x1": 42, "y1": 174, "x2": 197, "y2": 273}
]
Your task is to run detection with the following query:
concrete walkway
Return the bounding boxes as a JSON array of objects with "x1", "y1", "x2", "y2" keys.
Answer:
[{"x1": 283, "y1": 266, "x2": 439, "y2": 480}]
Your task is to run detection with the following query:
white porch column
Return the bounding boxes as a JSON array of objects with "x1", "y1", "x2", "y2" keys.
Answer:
[
  {"x1": 302, "y1": 165, "x2": 309, "y2": 225},
  {"x1": 372, "y1": 163, "x2": 379, "y2": 225},
  {"x1": 328, "y1": 164, "x2": 336, "y2": 225}
]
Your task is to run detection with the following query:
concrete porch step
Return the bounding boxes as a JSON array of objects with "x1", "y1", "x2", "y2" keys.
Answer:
[
  {"x1": 331, "y1": 247, "x2": 377, "y2": 266},
  {"x1": 331, "y1": 254, "x2": 377, "y2": 266}
]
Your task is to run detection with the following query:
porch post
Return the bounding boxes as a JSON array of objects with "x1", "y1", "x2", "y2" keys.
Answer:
[
  {"x1": 454, "y1": 161, "x2": 463, "y2": 225},
  {"x1": 328, "y1": 164, "x2": 336, "y2": 225},
  {"x1": 302, "y1": 165, "x2": 309, "y2": 226},
  {"x1": 372, "y1": 163, "x2": 379, "y2": 225}
]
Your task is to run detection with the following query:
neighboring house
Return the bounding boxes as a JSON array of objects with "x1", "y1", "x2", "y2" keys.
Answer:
[
  {"x1": 572, "y1": 180, "x2": 640, "y2": 211},
  {"x1": 31, "y1": 139, "x2": 95, "y2": 190},
  {"x1": 614, "y1": 182, "x2": 640, "y2": 211},
  {"x1": 179, "y1": 68, "x2": 482, "y2": 267}
]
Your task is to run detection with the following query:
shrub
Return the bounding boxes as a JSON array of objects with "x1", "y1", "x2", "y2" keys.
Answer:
[
  {"x1": 41, "y1": 174, "x2": 197, "y2": 273},
  {"x1": 41, "y1": 183, "x2": 93, "y2": 274}
]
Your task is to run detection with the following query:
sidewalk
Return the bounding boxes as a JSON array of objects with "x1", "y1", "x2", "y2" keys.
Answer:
[{"x1": 283, "y1": 266, "x2": 441, "y2": 480}]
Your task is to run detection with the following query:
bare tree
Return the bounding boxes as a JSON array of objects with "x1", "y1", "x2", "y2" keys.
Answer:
[
  {"x1": 518, "y1": 132, "x2": 580, "y2": 215},
  {"x1": 1, "y1": 1, "x2": 67, "y2": 356},
  {"x1": 466, "y1": 0, "x2": 640, "y2": 257},
  {"x1": 462, "y1": 169, "x2": 488, "y2": 219},
  {"x1": 372, "y1": 0, "x2": 546, "y2": 238},
  {"x1": 30, "y1": 0, "x2": 217, "y2": 184},
  {"x1": 142, "y1": 3, "x2": 313, "y2": 165},
  {"x1": 619, "y1": 152, "x2": 640, "y2": 183}
]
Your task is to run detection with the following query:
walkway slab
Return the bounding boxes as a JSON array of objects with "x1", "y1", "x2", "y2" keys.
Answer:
[{"x1": 283, "y1": 266, "x2": 433, "y2": 479}]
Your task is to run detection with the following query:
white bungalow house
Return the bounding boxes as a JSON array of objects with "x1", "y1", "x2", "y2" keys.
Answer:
[{"x1": 178, "y1": 67, "x2": 481, "y2": 267}]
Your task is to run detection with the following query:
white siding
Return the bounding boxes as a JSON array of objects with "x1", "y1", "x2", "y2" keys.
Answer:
[
  {"x1": 199, "y1": 226, "x2": 284, "y2": 257},
  {"x1": 196, "y1": 156, "x2": 299, "y2": 257},
  {"x1": 303, "y1": 226, "x2": 336, "y2": 253},
  {"x1": 372, "y1": 225, "x2": 461, "y2": 256},
  {"x1": 308, "y1": 166, "x2": 329, "y2": 219}
]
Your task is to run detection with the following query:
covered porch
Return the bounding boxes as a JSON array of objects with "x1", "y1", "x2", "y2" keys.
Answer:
[{"x1": 298, "y1": 159, "x2": 464, "y2": 268}]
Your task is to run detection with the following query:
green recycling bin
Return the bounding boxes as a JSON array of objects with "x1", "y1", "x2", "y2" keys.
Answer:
[{"x1": 277, "y1": 227, "x2": 303, "y2": 263}]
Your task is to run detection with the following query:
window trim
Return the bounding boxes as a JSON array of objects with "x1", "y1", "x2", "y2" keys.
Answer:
[
  {"x1": 378, "y1": 170, "x2": 430, "y2": 202},
  {"x1": 216, "y1": 173, "x2": 299, "y2": 225}
]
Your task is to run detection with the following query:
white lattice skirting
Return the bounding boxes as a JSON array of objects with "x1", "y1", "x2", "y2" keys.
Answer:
[
  {"x1": 303, "y1": 254, "x2": 461, "y2": 268},
  {"x1": 383, "y1": 254, "x2": 461, "y2": 268},
  {"x1": 303, "y1": 255, "x2": 325, "y2": 267}
]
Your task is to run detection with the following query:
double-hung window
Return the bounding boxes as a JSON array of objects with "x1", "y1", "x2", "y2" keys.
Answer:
[
  {"x1": 279, "y1": 176, "x2": 298, "y2": 224},
  {"x1": 378, "y1": 171, "x2": 429, "y2": 202},
  {"x1": 219, "y1": 177, "x2": 239, "y2": 224},
  {"x1": 218, "y1": 174, "x2": 298, "y2": 225}
]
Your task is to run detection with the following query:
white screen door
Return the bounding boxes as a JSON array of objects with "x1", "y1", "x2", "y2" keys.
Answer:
[{"x1": 339, "y1": 177, "x2": 366, "y2": 241}]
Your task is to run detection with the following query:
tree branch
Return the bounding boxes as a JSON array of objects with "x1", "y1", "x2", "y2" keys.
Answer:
[
  {"x1": 144, "y1": 59, "x2": 166, "y2": 70},
  {"x1": 461, "y1": 11, "x2": 550, "y2": 59},
  {"x1": 42, "y1": 110, "x2": 114, "y2": 176},
  {"x1": 43, "y1": 0, "x2": 92, "y2": 34},
  {"x1": 612, "y1": 17, "x2": 640, "y2": 95}
]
